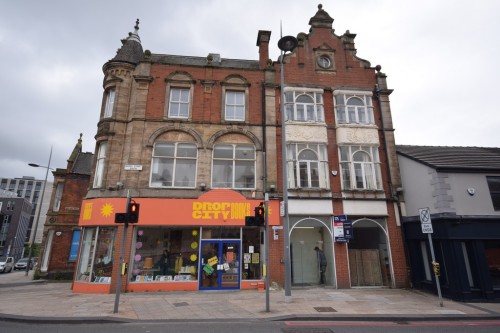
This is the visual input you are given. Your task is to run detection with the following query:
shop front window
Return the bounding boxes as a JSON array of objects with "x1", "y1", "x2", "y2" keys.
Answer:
[
  {"x1": 131, "y1": 227, "x2": 200, "y2": 282},
  {"x1": 485, "y1": 240, "x2": 500, "y2": 288},
  {"x1": 76, "y1": 227, "x2": 116, "y2": 283}
]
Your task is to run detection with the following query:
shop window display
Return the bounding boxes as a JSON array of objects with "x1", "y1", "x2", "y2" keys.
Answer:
[
  {"x1": 242, "y1": 228, "x2": 262, "y2": 279},
  {"x1": 131, "y1": 227, "x2": 200, "y2": 282},
  {"x1": 76, "y1": 227, "x2": 116, "y2": 283}
]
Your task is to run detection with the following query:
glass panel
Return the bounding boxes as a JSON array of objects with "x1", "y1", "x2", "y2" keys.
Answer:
[
  {"x1": 242, "y1": 228, "x2": 261, "y2": 279},
  {"x1": 485, "y1": 240, "x2": 500, "y2": 287},
  {"x1": 299, "y1": 162, "x2": 308, "y2": 187},
  {"x1": 347, "y1": 97, "x2": 364, "y2": 106},
  {"x1": 296, "y1": 94, "x2": 313, "y2": 103},
  {"x1": 214, "y1": 145, "x2": 233, "y2": 159},
  {"x1": 212, "y1": 160, "x2": 232, "y2": 188},
  {"x1": 93, "y1": 228, "x2": 116, "y2": 283},
  {"x1": 306, "y1": 105, "x2": 315, "y2": 121},
  {"x1": 235, "y1": 146, "x2": 254, "y2": 159},
  {"x1": 348, "y1": 107, "x2": 356, "y2": 122},
  {"x1": 154, "y1": 143, "x2": 175, "y2": 157},
  {"x1": 298, "y1": 149, "x2": 317, "y2": 161},
  {"x1": 234, "y1": 160, "x2": 254, "y2": 188},
  {"x1": 221, "y1": 242, "x2": 240, "y2": 288},
  {"x1": 76, "y1": 228, "x2": 97, "y2": 282},
  {"x1": 310, "y1": 162, "x2": 319, "y2": 187},
  {"x1": 177, "y1": 144, "x2": 197, "y2": 158},
  {"x1": 152, "y1": 159, "x2": 173, "y2": 186},
  {"x1": 354, "y1": 163, "x2": 364, "y2": 188},
  {"x1": 131, "y1": 227, "x2": 199, "y2": 283},
  {"x1": 201, "y1": 242, "x2": 219, "y2": 287},
  {"x1": 173, "y1": 159, "x2": 196, "y2": 187},
  {"x1": 296, "y1": 104, "x2": 305, "y2": 120}
]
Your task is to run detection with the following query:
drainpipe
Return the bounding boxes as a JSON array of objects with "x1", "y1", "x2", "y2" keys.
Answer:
[{"x1": 374, "y1": 81, "x2": 397, "y2": 289}]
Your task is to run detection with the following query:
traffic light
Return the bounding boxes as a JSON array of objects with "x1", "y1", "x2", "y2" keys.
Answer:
[
  {"x1": 114, "y1": 213, "x2": 127, "y2": 223},
  {"x1": 254, "y1": 203, "x2": 265, "y2": 226},
  {"x1": 432, "y1": 261, "x2": 440, "y2": 276},
  {"x1": 128, "y1": 202, "x2": 140, "y2": 223}
]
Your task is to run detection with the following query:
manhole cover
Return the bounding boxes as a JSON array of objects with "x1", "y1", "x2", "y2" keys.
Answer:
[
  {"x1": 313, "y1": 306, "x2": 337, "y2": 312},
  {"x1": 173, "y1": 302, "x2": 189, "y2": 307},
  {"x1": 282, "y1": 328, "x2": 334, "y2": 333}
]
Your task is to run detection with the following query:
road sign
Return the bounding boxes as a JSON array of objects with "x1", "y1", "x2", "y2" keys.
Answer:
[
  {"x1": 421, "y1": 223, "x2": 433, "y2": 233},
  {"x1": 419, "y1": 207, "x2": 433, "y2": 234}
]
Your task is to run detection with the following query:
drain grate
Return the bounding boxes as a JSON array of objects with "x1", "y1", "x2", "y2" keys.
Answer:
[
  {"x1": 282, "y1": 328, "x2": 334, "y2": 333},
  {"x1": 173, "y1": 302, "x2": 189, "y2": 307},
  {"x1": 313, "y1": 306, "x2": 337, "y2": 313}
]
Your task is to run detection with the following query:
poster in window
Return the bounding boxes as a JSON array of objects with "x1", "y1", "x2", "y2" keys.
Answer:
[{"x1": 251, "y1": 253, "x2": 260, "y2": 264}]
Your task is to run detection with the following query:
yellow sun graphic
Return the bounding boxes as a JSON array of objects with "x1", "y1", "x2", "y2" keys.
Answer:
[{"x1": 101, "y1": 203, "x2": 114, "y2": 218}]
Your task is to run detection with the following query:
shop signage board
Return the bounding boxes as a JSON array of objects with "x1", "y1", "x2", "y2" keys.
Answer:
[{"x1": 333, "y1": 215, "x2": 348, "y2": 242}]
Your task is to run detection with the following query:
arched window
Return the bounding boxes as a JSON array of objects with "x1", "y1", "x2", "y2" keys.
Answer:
[
  {"x1": 150, "y1": 142, "x2": 197, "y2": 188},
  {"x1": 334, "y1": 91, "x2": 374, "y2": 125},
  {"x1": 287, "y1": 143, "x2": 329, "y2": 189},
  {"x1": 284, "y1": 90, "x2": 324, "y2": 122},
  {"x1": 339, "y1": 146, "x2": 382, "y2": 190}
]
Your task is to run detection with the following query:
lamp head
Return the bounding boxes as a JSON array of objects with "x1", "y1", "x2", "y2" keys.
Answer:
[
  {"x1": 278, "y1": 35, "x2": 298, "y2": 53},
  {"x1": 28, "y1": 163, "x2": 40, "y2": 167}
]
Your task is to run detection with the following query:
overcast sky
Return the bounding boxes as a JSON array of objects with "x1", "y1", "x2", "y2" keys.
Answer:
[{"x1": 1, "y1": 0, "x2": 499, "y2": 182}]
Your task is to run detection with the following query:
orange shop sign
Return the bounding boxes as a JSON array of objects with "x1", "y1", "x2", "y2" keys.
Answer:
[{"x1": 79, "y1": 189, "x2": 279, "y2": 226}]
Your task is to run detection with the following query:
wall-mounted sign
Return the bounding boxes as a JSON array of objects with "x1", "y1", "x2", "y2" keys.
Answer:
[{"x1": 125, "y1": 165, "x2": 143, "y2": 171}]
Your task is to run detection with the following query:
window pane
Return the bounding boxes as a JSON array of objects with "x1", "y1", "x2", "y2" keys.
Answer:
[
  {"x1": 354, "y1": 163, "x2": 364, "y2": 188},
  {"x1": 299, "y1": 162, "x2": 308, "y2": 187},
  {"x1": 310, "y1": 162, "x2": 319, "y2": 187},
  {"x1": 235, "y1": 146, "x2": 255, "y2": 159},
  {"x1": 296, "y1": 94, "x2": 313, "y2": 103},
  {"x1": 154, "y1": 143, "x2": 175, "y2": 157},
  {"x1": 347, "y1": 97, "x2": 364, "y2": 106},
  {"x1": 177, "y1": 144, "x2": 197, "y2": 158},
  {"x1": 214, "y1": 145, "x2": 233, "y2": 159},
  {"x1": 212, "y1": 160, "x2": 232, "y2": 188},
  {"x1": 173, "y1": 159, "x2": 196, "y2": 187},
  {"x1": 152, "y1": 159, "x2": 174, "y2": 186},
  {"x1": 234, "y1": 160, "x2": 254, "y2": 188}
]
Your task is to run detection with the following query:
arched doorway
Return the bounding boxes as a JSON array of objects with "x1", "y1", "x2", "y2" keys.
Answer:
[
  {"x1": 289, "y1": 217, "x2": 334, "y2": 287},
  {"x1": 348, "y1": 218, "x2": 394, "y2": 287}
]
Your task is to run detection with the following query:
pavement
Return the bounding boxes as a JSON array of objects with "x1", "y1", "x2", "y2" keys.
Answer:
[{"x1": 1, "y1": 270, "x2": 500, "y2": 324}]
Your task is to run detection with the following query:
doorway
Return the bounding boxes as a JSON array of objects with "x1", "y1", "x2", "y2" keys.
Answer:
[{"x1": 199, "y1": 240, "x2": 240, "y2": 290}]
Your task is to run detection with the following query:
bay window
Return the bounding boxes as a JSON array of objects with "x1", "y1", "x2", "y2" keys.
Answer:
[
  {"x1": 339, "y1": 145, "x2": 382, "y2": 190},
  {"x1": 287, "y1": 143, "x2": 329, "y2": 189}
]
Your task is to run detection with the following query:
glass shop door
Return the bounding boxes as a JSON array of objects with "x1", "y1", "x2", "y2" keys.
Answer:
[{"x1": 199, "y1": 240, "x2": 240, "y2": 290}]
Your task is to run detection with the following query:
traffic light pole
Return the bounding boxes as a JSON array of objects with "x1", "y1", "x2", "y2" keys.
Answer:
[
  {"x1": 114, "y1": 191, "x2": 131, "y2": 313},
  {"x1": 264, "y1": 193, "x2": 270, "y2": 312}
]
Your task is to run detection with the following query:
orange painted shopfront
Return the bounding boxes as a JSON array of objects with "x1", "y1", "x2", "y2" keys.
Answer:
[{"x1": 73, "y1": 190, "x2": 279, "y2": 293}]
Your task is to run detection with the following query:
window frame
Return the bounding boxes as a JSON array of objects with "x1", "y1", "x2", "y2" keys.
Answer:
[
  {"x1": 103, "y1": 88, "x2": 116, "y2": 118},
  {"x1": 167, "y1": 87, "x2": 191, "y2": 119},
  {"x1": 339, "y1": 145, "x2": 382, "y2": 191},
  {"x1": 93, "y1": 142, "x2": 107, "y2": 189},
  {"x1": 150, "y1": 142, "x2": 198, "y2": 188},
  {"x1": 224, "y1": 90, "x2": 246, "y2": 122},
  {"x1": 284, "y1": 88, "x2": 325, "y2": 123},
  {"x1": 287, "y1": 143, "x2": 329, "y2": 189},
  {"x1": 211, "y1": 144, "x2": 256, "y2": 190},
  {"x1": 486, "y1": 176, "x2": 500, "y2": 211},
  {"x1": 334, "y1": 90, "x2": 374, "y2": 125}
]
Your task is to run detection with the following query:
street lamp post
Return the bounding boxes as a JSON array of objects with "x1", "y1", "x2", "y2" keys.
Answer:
[
  {"x1": 26, "y1": 146, "x2": 52, "y2": 276},
  {"x1": 278, "y1": 35, "x2": 298, "y2": 302}
]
